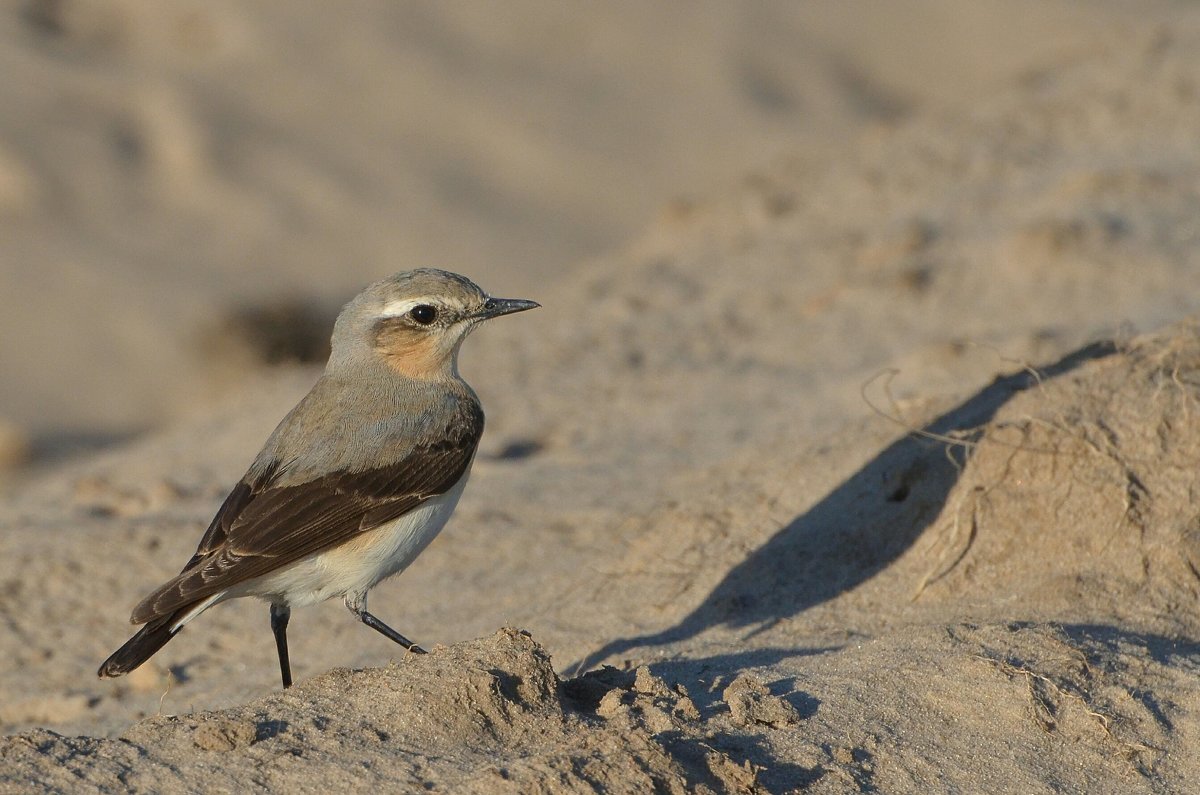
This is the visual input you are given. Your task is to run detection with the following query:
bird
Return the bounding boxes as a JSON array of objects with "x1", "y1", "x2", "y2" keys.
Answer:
[{"x1": 98, "y1": 269, "x2": 538, "y2": 688}]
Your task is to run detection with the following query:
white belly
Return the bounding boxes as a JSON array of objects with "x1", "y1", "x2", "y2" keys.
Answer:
[{"x1": 263, "y1": 473, "x2": 467, "y2": 607}]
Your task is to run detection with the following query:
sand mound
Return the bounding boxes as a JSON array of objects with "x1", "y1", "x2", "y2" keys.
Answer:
[
  {"x1": 1, "y1": 629, "x2": 766, "y2": 794},
  {"x1": 562, "y1": 328, "x2": 1200, "y2": 791},
  {"x1": 909, "y1": 325, "x2": 1200, "y2": 628},
  {"x1": 566, "y1": 327, "x2": 1200, "y2": 648}
]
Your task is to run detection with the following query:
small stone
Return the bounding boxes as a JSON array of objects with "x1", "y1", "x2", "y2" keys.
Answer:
[
  {"x1": 632, "y1": 666, "x2": 671, "y2": 698},
  {"x1": 596, "y1": 688, "x2": 629, "y2": 719},
  {"x1": 705, "y1": 751, "x2": 761, "y2": 794},
  {"x1": 640, "y1": 703, "x2": 676, "y2": 734},
  {"x1": 722, "y1": 673, "x2": 800, "y2": 728},
  {"x1": 673, "y1": 694, "x2": 701, "y2": 722}
]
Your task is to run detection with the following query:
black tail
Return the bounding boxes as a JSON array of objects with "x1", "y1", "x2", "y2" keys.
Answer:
[{"x1": 98, "y1": 608, "x2": 189, "y2": 678}]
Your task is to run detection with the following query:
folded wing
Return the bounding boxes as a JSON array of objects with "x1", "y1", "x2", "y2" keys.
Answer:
[{"x1": 131, "y1": 405, "x2": 483, "y2": 624}]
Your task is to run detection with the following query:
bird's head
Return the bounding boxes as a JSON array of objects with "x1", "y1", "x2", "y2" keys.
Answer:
[{"x1": 328, "y1": 269, "x2": 538, "y2": 381}]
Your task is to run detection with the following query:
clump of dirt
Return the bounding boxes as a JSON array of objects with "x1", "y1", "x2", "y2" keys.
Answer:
[{"x1": 723, "y1": 673, "x2": 801, "y2": 729}]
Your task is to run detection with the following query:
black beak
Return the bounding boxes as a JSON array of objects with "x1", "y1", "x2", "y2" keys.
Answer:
[{"x1": 477, "y1": 297, "x2": 540, "y2": 320}]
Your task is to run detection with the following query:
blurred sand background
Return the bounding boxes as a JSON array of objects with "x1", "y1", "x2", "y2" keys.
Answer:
[
  {"x1": 0, "y1": 0, "x2": 1154, "y2": 457},
  {"x1": 5, "y1": 1, "x2": 1200, "y2": 792}
]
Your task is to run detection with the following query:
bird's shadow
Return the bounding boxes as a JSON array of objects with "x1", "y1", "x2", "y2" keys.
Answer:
[{"x1": 572, "y1": 341, "x2": 1119, "y2": 673}]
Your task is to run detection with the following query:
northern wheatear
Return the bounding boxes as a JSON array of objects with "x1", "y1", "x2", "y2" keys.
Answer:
[{"x1": 99, "y1": 269, "x2": 537, "y2": 688}]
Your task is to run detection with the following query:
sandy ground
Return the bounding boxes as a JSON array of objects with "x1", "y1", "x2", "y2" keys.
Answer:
[{"x1": 5, "y1": 2, "x2": 1200, "y2": 793}]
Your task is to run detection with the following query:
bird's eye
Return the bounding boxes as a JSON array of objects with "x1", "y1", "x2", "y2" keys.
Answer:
[{"x1": 409, "y1": 305, "x2": 438, "y2": 325}]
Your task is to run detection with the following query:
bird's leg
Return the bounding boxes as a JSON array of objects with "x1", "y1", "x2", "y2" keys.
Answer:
[
  {"x1": 270, "y1": 603, "x2": 293, "y2": 688},
  {"x1": 344, "y1": 593, "x2": 427, "y2": 654}
]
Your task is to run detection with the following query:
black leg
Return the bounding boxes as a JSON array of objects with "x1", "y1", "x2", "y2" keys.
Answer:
[
  {"x1": 345, "y1": 594, "x2": 426, "y2": 654},
  {"x1": 270, "y1": 603, "x2": 293, "y2": 688},
  {"x1": 359, "y1": 611, "x2": 427, "y2": 653}
]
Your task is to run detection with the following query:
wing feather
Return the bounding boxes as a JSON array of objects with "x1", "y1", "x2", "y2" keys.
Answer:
[{"x1": 131, "y1": 400, "x2": 483, "y2": 624}]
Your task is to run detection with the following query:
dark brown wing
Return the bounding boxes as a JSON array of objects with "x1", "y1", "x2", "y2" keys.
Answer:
[
  {"x1": 131, "y1": 404, "x2": 483, "y2": 624},
  {"x1": 175, "y1": 458, "x2": 285, "y2": 574}
]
